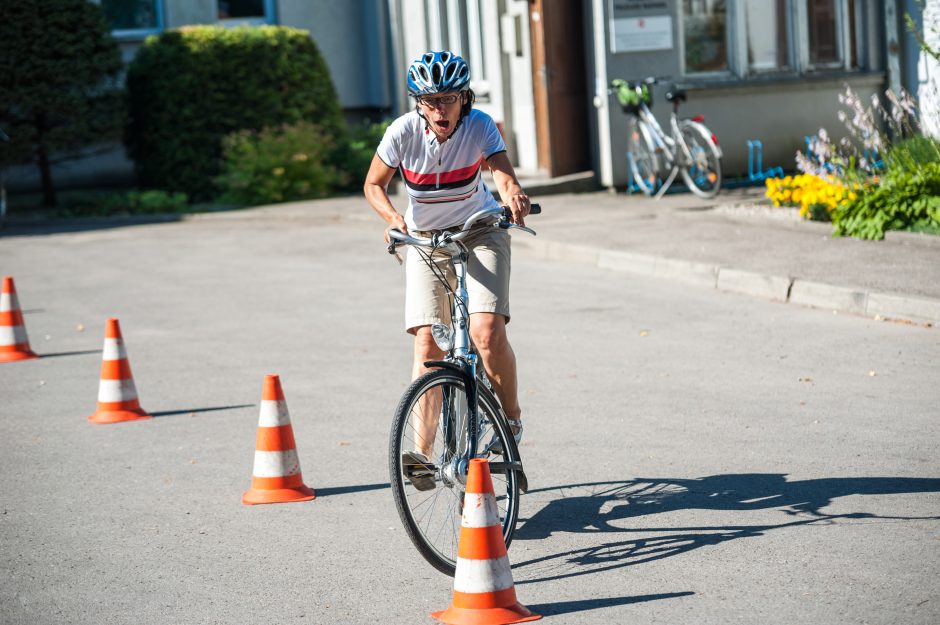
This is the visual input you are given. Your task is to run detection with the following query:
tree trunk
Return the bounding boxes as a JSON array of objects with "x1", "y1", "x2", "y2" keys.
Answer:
[
  {"x1": 37, "y1": 145, "x2": 56, "y2": 208},
  {"x1": 35, "y1": 112, "x2": 56, "y2": 208}
]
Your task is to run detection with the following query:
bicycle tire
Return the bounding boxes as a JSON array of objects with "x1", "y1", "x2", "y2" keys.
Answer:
[
  {"x1": 677, "y1": 120, "x2": 722, "y2": 199},
  {"x1": 389, "y1": 367, "x2": 521, "y2": 576},
  {"x1": 628, "y1": 117, "x2": 660, "y2": 196}
]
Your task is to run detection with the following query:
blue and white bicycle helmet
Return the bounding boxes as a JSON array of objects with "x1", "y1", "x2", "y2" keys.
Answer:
[{"x1": 407, "y1": 50, "x2": 470, "y2": 96}]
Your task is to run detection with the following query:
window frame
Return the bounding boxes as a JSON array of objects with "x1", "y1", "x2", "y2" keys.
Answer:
[
  {"x1": 99, "y1": 0, "x2": 165, "y2": 41},
  {"x1": 680, "y1": 0, "x2": 860, "y2": 80},
  {"x1": 216, "y1": 0, "x2": 278, "y2": 27},
  {"x1": 735, "y1": 0, "x2": 796, "y2": 75},
  {"x1": 678, "y1": 0, "x2": 735, "y2": 79}
]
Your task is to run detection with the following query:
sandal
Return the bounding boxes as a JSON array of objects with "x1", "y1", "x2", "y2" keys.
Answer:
[
  {"x1": 506, "y1": 418, "x2": 523, "y2": 445},
  {"x1": 484, "y1": 418, "x2": 523, "y2": 456}
]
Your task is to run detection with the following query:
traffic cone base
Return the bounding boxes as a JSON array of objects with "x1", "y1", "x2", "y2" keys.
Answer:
[
  {"x1": 432, "y1": 603, "x2": 540, "y2": 625},
  {"x1": 87, "y1": 408, "x2": 151, "y2": 424},
  {"x1": 242, "y1": 375, "x2": 315, "y2": 505},
  {"x1": 242, "y1": 484, "x2": 315, "y2": 505},
  {"x1": 433, "y1": 459, "x2": 541, "y2": 625},
  {"x1": 0, "y1": 348, "x2": 39, "y2": 363},
  {"x1": 1, "y1": 276, "x2": 39, "y2": 362}
]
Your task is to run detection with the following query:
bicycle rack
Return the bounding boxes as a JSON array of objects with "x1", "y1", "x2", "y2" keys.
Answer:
[{"x1": 746, "y1": 139, "x2": 784, "y2": 181}]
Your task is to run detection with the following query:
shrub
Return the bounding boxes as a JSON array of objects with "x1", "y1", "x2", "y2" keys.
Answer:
[
  {"x1": 832, "y1": 162, "x2": 940, "y2": 239},
  {"x1": 336, "y1": 119, "x2": 392, "y2": 191},
  {"x1": 125, "y1": 25, "x2": 343, "y2": 201},
  {"x1": 215, "y1": 122, "x2": 346, "y2": 205},
  {"x1": 0, "y1": 0, "x2": 124, "y2": 207}
]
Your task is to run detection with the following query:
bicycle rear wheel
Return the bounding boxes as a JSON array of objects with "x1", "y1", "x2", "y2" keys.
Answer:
[
  {"x1": 628, "y1": 117, "x2": 660, "y2": 196},
  {"x1": 389, "y1": 367, "x2": 520, "y2": 576},
  {"x1": 678, "y1": 120, "x2": 722, "y2": 199}
]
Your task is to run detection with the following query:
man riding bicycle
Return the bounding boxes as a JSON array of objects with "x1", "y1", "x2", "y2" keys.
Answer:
[{"x1": 363, "y1": 50, "x2": 531, "y2": 488}]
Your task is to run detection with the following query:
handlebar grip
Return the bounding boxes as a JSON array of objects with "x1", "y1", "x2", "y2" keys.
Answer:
[{"x1": 529, "y1": 203, "x2": 541, "y2": 215}]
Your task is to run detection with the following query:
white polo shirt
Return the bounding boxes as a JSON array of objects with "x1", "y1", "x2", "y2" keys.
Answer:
[{"x1": 376, "y1": 109, "x2": 506, "y2": 230}]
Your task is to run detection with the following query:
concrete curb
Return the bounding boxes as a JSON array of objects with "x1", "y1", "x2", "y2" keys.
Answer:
[{"x1": 515, "y1": 237, "x2": 940, "y2": 324}]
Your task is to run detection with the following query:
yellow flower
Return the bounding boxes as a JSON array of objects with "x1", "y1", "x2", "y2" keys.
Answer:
[{"x1": 272, "y1": 167, "x2": 285, "y2": 176}]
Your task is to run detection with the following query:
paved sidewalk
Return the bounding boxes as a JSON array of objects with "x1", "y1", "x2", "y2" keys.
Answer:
[{"x1": 514, "y1": 186, "x2": 940, "y2": 324}]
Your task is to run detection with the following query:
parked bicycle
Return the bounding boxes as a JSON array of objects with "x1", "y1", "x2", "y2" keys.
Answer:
[
  {"x1": 611, "y1": 76, "x2": 723, "y2": 199},
  {"x1": 385, "y1": 203, "x2": 540, "y2": 576}
]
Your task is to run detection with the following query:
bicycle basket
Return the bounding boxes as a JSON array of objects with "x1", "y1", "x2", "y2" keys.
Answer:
[{"x1": 612, "y1": 79, "x2": 652, "y2": 114}]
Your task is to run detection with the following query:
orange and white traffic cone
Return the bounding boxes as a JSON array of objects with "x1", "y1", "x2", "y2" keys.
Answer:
[
  {"x1": 432, "y1": 459, "x2": 541, "y2": 625},
  {"x1": 242, "y1": 375, "x2": 316, "y2": 505},
  {"x1": 0, "y1": 276, "x2": 39, "y2": 363},
  {"x1": 88, "y1": 318, "x2": 151, "y2": 424}
]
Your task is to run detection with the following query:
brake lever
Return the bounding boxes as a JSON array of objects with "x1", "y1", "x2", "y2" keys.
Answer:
[
  {"x1": 387, "y1": 240, "x2": 403, "y2": 265},
  {"x1": 498, "y1": 220, "x2": 537, "y2": 236}
]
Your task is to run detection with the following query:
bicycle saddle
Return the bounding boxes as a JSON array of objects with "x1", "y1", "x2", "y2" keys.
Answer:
[{"x1": 665, "y1": 86, "x2": 687, "y2": 102}]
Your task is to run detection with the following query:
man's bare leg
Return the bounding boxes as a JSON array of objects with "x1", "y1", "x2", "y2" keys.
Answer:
[
  {"x1": 410, "y1": 326, "x2": 446, "y2": 457},
  {"x1": 469, "y1": 313, "x2": 521, "y2": 427}
]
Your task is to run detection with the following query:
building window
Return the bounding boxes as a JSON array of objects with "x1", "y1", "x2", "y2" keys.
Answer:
[
  {"x1": 744, "y1": 0, "x2": 791, "y2": 72},
  {"x1": 218, "y1": 0, "x2": 275, "y2": 24},
  {"x1": 681, "y1": 0, "x2": 862, "y2": 78},
  {"x1": 807, "y1": 0, "x2": 840, "y2": 64},
  {"x1": 683, "y1": 0, "x2": 729, "y2": 74},
  {"x1": 100, "y1": 0, "x2": 162, "y2": 36}
]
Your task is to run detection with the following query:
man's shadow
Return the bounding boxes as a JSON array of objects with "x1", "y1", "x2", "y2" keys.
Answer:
[{"x1": 512, "y1": 474, "x2": 940, "y2": 584}]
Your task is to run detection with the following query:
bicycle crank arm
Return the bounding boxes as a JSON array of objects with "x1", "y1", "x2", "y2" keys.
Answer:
[{"x1": 487, "y1": 461, "x2": 529, "y2": 494}]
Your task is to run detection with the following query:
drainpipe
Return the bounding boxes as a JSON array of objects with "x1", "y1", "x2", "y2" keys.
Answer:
[
  {"x1": 387, "y1": 0, "x2": 407, "y2": 115},
  {"x1": 591, "y1": 0, "x2": 613, "y2": 187},
  {"x1": 884, "y1": 0, "x2": 903, "y2": 95}
]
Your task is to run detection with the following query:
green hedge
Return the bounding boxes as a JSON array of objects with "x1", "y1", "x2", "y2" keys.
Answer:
[{"x1": 125, "y1": 25, "x2": 343, "y2": 200}]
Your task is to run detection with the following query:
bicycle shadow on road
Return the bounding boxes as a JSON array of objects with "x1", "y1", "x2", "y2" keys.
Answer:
[{"x1": 511, "y1": 474, "x2": 940, "y2": 584}]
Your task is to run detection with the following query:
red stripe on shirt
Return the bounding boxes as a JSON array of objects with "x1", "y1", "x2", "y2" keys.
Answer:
[{"x1": 400, "y1": 157, "x2": 484, "y2": 185}]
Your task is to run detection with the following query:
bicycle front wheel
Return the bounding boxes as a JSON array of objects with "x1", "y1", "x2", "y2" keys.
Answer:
[
  {"x1": 678, "y1": 120, "x2": 722, "y2": 199},
  {"x1": 628, "y1": 117, "x2": 660, "y2": 196},
  {"x1": 389, "y1": 367, "x2": 520, "y2": 576}
]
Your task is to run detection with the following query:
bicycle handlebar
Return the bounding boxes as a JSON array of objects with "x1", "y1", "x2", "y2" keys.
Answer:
[
  {"x1": 387, "y1": 203, "x2": 541, "y2": 254},
  {"x1": 609, "y1": 76, "x2": 671, "y2": 89}
]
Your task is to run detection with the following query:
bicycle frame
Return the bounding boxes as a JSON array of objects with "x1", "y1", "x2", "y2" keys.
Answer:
[{"x1": 424, "y1": 240, "x2": 483, "y2": 469}]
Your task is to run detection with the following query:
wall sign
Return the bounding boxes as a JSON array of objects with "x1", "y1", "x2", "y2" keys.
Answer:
[{"x1": 609, "y1": 0, "x2": 674, "y2": 53}]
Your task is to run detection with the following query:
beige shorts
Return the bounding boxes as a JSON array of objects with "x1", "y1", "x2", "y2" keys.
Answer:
[{"x1": 405, "y1": 226, "x2": 511, "y2": 333}]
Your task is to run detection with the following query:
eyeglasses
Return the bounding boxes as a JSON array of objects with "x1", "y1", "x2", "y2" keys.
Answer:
[{"x1": 418, "y1": 94, "x2": 461, "y2": 108}]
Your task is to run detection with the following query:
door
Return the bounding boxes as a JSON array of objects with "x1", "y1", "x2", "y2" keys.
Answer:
[{"x1": 530, "y1": 0, "x2": 592, "y2": 176}]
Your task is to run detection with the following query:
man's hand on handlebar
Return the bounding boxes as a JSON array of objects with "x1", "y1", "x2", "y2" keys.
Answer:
[
  {"x1": 384, "y1": 213, "x2": 408, "y2": 243},
  {"x1": 505, "y1": 193, "x2": 531, "y2": 229}
]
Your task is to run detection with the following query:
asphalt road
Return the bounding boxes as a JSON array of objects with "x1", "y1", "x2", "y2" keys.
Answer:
[{"x1": 1, "y1": 206, "x2": 938, "y2": 625}]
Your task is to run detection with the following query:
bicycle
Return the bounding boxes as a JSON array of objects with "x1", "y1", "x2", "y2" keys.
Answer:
[
  {"x1": 610, "y1": 76, "x2": 723, "y2": 199},
  {"x1": 385, "y1": 202, "x2": 540, "y2": 576}
]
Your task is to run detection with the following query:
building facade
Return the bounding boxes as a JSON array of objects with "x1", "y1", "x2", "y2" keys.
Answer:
[
  {"x1": 10, "y1": 0, "x2": 935, "y2": 192},
  {"x1": 387, "y1": 0, "x2": 934, "y2": 188}
]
